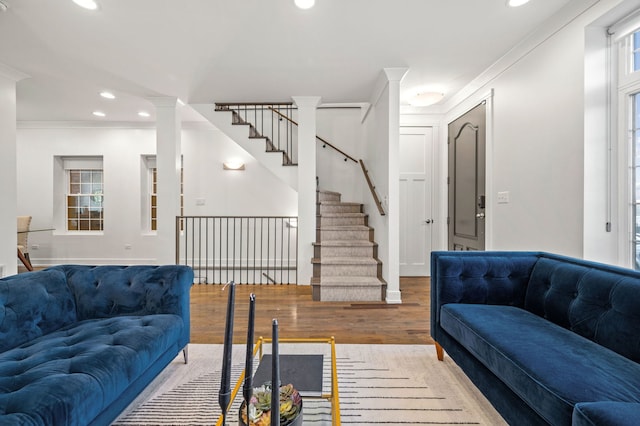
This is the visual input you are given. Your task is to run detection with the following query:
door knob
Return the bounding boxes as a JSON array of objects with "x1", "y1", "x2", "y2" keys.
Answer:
[
  {"x1": 425, "y1": 219, "x2": 433, "y2": 224},
  {"x1": 475, "y1": 213, "x2": 485, "y2": 219}
]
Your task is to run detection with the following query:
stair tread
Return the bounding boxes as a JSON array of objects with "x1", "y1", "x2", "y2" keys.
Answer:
[
  {"x1": 319, "y1": 201, "x2": 361, "y2": 206},
  {"x1": 314, "y1": 257, "x2": 380, "y2": 264},
  {"x1": 317, "y1": 213, "x2": 366, "y2": 218},
  {"x1": 315, "y1": 240, "x2": 375, "y2": 246},
  {"x1": 317, "y1": 190, "x2": 341, "y2": 196},
  {"x1": 320, "y1": 225, "x2": 370, "y2": 231},
  {"x1": 320, "y1": 276, "x2": 385, "y2": 285}
]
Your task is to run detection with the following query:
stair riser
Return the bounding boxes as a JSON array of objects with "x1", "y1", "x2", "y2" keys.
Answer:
[
  {"x1": 319, "y1": 229, "x2": 372, "y2": 241},
  {"x1": 317, "y1": 192, "x2": 341, "y2": 202},
  {"x1": 318, "y1": 216, "x2": 366, "y2": 227},
  {"x1": 314, "y1": 263, "x2": 379, "y2": 276},
  {"x1": 318, "y1": 286, "x2": 384, "y2": 302},
  {"x1": 320, "y1": 246, "x2": 375, "y2": 258},
  {"x1": 319, "y1": 204, "x2": 362, "y2": 214}
]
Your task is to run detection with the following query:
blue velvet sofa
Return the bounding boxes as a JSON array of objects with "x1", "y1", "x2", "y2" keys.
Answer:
[
  {"x1": 0, "y1": 264, "x2": 194, "y2": 426},
  {"x1": 431, "y1": 251, "x2": 640, "y2": 426}
]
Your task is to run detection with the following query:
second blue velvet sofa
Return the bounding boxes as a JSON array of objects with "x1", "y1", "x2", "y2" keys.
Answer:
[
  {"x1": 431, "y1": 251, "x2": 640, "y2": 426},
  {"x1": 0, "y1": 264, "x2": 194, "y2": 426}
]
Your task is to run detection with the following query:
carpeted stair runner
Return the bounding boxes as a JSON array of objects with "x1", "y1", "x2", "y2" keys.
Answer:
[{"x1": 312, "y1": 190, "x2": 386, "y2": 302}]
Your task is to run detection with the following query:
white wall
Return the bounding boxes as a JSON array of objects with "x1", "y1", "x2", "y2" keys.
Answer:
[
  {"x1": 16, "y1": 122, "x2": 298, "y2": 266},
  {"x1": 316, "y1": 108, "x2": 365, "y2": 204}
]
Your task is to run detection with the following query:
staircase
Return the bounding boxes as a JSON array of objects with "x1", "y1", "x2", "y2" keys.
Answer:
[
  {"x1": 312, "y1": 190, "x2": 386, "y2": 301},
  {"x1": 190, "y1": 103, "x2": 298, "y2": 190}
]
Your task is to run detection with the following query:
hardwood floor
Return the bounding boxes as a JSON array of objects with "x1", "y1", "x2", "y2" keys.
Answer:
[{"x1": 190, "y1": 276, "x2": 434, "y2": 345}]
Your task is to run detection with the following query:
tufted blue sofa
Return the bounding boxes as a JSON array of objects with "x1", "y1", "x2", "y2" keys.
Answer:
[
  {"x1": 431, "y1": 251, "x2": 640, "y2": 426},
  {"x1": 0, "y1": 264, "x2": 194, "y2": 426}
]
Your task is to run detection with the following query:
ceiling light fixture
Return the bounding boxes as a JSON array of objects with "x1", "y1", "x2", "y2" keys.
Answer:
[
  {"x1": 294, "y1": 0, "x2": 315, "y2": 10},
  {"x1": 72, "y1": 0, "x2": 98, "y2": 10},
  {"x1": 408, "y1": 92, "x2": 445, "y2": 107},
  {"x1": 507, "y1": 0, "x2": 530, "y2": 7},
  {"x1": 100, "y1": 91, "x2": 115, "y2": 99},
  {"x1": 92, "y1": 111, "x2": 106, "y2": 117},
  {"x1": 138, "y1": 111, "x2": 150, "y2": 118}
]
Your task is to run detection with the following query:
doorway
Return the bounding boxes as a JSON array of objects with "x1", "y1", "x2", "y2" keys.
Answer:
[
  {"x1": 400, "y1": 127, "x2": 434, "y2": 276},
  {"x1": 447, "y1": 102, "x2": 486, "y2": 251}
]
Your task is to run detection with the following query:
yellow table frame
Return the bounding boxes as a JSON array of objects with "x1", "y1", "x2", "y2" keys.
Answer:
[{"x1": 216, "y1": 336, "x2": 341, "y2": 426}]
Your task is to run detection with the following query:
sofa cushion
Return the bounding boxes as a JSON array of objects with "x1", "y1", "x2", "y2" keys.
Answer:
[
  {"x1": 0, "y1": 314, "x2": 183, "y2": 426},
  {"x1": 0, "y1": 270, "x2": 77, "y2": 353},
  {"x1": 52, "y1": 265, "x2": 189, "y2": 321},
  {"x1": 525, "y1": 257, "x2": 640, "y2": 362},
  {"x1": 441, "y1": 304, "x2": 640, "y2": 425},
  {"x1": 572, "y1": 401, "x2": 640, "y2": 426}
]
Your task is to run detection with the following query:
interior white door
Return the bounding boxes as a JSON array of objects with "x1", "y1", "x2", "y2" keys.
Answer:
[{"x1": 399, "y1": 127, "x2": 434, "y2": 276}]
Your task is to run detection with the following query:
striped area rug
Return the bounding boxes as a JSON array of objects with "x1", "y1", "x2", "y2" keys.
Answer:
[{"x1": 112, "y1": 344, "x2": 506, "y2": 425}]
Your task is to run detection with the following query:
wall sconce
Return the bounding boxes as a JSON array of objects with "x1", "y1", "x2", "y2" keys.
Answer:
[{"x1": 223, "y1": 161, "x2": 245, "y2": 171}]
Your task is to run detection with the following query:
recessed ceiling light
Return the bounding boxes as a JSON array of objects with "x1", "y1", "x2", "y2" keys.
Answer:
[
  {"x1": 409, "y1": 92, "x2": 445, "y2": 107},
  {"x1": 100, "y1": 91, "x2": 115, "y2": 100},
  {"x1": 507, "y1": 0, "x2": 530, "y2": 7},
  {"x1": 92, "y1": 111, "x2": 106, "y2": 117},
  {"x1": 138, "y1": 111, "x2": 150, "y2": 118},
  {"x1": 294, "y1": 0, "x2": 315, "y2": 10},
  {"x1": 72, "y1": 0, "x2": 98, "y2": 10}
]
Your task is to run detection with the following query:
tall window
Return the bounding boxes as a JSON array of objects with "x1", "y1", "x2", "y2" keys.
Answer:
[
  {"x1": 146, "y1": 156, "x2": 183, "y2": 232},
  {"x1": 619, "y1": 27, "x2": 640, "y2": 269},
  {"x1": 67, "y1": 168, "x2": 103, "y2": 231}
]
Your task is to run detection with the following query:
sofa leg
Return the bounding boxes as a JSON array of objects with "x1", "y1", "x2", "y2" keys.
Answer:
[
  {"x1": 435, "y1": 342, "x2": 444, "y2": 361},
  {"x1": 182, "y1": 346, "x2": 189, "y2": 364}
]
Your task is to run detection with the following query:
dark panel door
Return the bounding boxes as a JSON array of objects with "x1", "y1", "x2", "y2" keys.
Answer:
[{"x1": 448, "y1": 102, "x2": 486, "y2": 251}]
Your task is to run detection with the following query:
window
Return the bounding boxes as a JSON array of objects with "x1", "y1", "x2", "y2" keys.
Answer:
[
  {"x1": 617, "y1": 26, "x2": 640, "y2": 269},
  {"x1": 633, "y1": 94, "x2": 640, "y2": 268},
  {"x1": 63, "y1": 158, "x2": 104, "y2": 231},
  {"x1": 145, "y1": 156, "x2": 183, "y2": 232}
]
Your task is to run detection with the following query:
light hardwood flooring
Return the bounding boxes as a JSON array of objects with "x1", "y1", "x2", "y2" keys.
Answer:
[{"x1": 191, "y1": 276, "x2": 433, "y2": 345}]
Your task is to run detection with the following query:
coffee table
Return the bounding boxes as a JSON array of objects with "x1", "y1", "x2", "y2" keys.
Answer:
[{"x1": 216, "y1": 337, "x2": 341, "y2": 425}]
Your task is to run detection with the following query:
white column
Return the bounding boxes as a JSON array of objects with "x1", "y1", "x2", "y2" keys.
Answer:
[
  {"x1": 149, "y1": 97, "x2": 182, "y2": 265},
  {"x1": 293, "y1": 96, "x2": 321, "y2": 285},
  {"x1": 384, "y1": 68, "x2": 407, "y2": 304},
  {"x1": 0, "y1": 64, "x2": 28, "y2": 277}
]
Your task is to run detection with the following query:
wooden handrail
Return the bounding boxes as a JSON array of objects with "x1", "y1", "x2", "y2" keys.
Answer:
[
  {"x1": 216, "y1": 102, "x2": 293, "y2": 107},
  {"x1": 359, "y1": 160, "x2": 386, "y2": 216},
  {"x1": 269, "y1": 107, "x2": 358, "y2": 163}
]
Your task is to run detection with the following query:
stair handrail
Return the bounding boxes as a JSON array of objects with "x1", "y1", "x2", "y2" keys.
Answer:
[
  {"x1": 270, "y1": 106, "x2": 385, "y2": 216},
  {"x1": 268, "y1": 106, "x2": 358, "y2": 163},
  {"x1": 358, "y1": 160, "x2": 385, "y2": 216}
]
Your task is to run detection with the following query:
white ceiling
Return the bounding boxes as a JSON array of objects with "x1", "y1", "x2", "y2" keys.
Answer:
[{"x1": 0, "y1": 0, "x2": 579, "y2": 123}]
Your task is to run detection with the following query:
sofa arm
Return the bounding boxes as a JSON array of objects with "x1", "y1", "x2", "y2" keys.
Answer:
[
  {"x1": 430, "y1": 251, "x2": 539, "y2": 343},
  {"x1": 573, "y1": 402, "x2": 640, "y2": 426},
  {"x1": 49, "y1": 265, "x2": 194, "y2": 322}
]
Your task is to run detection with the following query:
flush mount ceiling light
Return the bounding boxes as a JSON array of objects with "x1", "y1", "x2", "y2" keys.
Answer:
[
  {"x1": 294, "y1": 0, "x2": 315, "y2": 10},
  {"x1": 99, "y1": 91, "x2": 115, "y2": 99},
  {"x1": 92, "y1": 111, "x2": 105, "y2": 117},
  {"x1": 507, "y1": 0, "x2": 530, "y2": 6},
  {"x1": 72, "y1": 0, "x2": 98, "y2": 10},
  {"x1": 408, "y1": 92, "x2": 445, "y2": 107}
]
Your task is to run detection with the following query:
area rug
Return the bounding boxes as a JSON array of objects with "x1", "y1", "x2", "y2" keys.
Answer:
[{"x1": 112, "y1": 344, "x2": 506, "y2": 425}]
